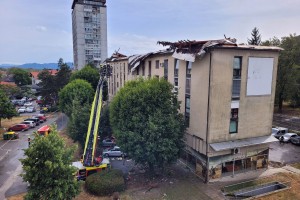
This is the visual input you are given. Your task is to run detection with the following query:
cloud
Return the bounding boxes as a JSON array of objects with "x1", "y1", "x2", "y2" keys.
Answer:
[
  {"x1": 35, "y1": 26, "x2": 47, "y2": 32},
  {"x1": 108, "y1": 34, "x2": 162, "y2": 56}
]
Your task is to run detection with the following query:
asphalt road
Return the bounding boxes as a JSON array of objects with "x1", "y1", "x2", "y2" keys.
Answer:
[
  {"x1": 269, "y1": 139, "x2": 300, "y2": 164},
  {"x1": 0, "y1": 112, "x2": 67, "y2": 199}
]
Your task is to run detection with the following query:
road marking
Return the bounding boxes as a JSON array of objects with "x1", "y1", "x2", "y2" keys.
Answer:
[{"x1": 0, "y1": 162, "x2": 23, "y2": 200}]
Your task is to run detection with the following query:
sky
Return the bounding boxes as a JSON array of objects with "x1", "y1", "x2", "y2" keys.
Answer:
[{"x1": 0, "y1": 0, "x2": 299, "y2": 64}]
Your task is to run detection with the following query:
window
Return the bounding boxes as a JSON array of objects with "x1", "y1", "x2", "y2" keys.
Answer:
[
  {"x1": 185, "y1": 96, "x2": 191, "y2": 127},
  {"x1": 148, "y1": 61, "x2": 152, "y2": 77},
  {"x1": 229, "y1": 108, "x2": 238, "y2": 133},
  {"x1": 142, "y1": 65, "x2": 145, "y2": 76},
  {"x1": 136, "y1": 67, "x2": 139, "y2": 75},
  {"x1": 186, "y1": 61, "x2": 192, "y2": 77},
  {"x1": 232, "y1": 57, "x2": 242, "y2": 100},
  {"x1": 174, "y1": 59, "x2": 179, "y2": 77},
  {"x1": 155, "y1": 60, "x2": 159, "y2": 69},
  {"x1": 163, "y1": 59, "x2": 168, "y2": 80}
]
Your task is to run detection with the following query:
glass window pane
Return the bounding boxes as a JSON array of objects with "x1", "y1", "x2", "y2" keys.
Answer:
[
  {"x1": 233, "y1": 57, "x2": 241, "y2": 69},
  {"x1": 232, "y1": 80, "x2": 241, "y2": 97},
  {"x1": 230, "y1": 120, "x2": 237, "y2": 133}
]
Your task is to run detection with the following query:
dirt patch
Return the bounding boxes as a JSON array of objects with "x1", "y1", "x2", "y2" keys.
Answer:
[
  {"x1": 291, "y1": 163, "x2": 300, "y2": 170},
  {"x1": 7, "y1": 193, "x2": 25, "y2": 200}
]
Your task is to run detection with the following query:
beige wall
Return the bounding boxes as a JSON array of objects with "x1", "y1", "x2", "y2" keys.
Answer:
[
  {"x1": 208, "y1": 49, "x2": 279, "y2": 143},
  {"x1": 107, "y1": 48, "x2": 279, "y2": 156}
]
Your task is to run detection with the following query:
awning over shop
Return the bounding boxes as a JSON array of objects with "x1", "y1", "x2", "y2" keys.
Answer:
[{"x1": 210, "y1": 135, "x2": 278, "y2": 151}]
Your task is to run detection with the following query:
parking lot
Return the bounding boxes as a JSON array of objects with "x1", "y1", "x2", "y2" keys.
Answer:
[{"x1": 269, "y1": 139, "x2": 300, "y2": 164}]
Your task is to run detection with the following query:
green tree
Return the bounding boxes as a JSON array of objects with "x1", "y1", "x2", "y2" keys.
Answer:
[
  {"x1": 98, "y1": 105, "x2": 112, "y2": 139},
  {"x1": 68, "y1": 98, "x2": 91, "y2": 147},
  {"x1": 38, "y1": 69, "x2": 57, "y2": 105},
  {"x1": 0, "y1": 89, "x2": 17, "y2": 127},
  {"x1": 20, "y1": 125, "x2": 80, "y2": 200},
  {"x1": 110, "y1": 78, "x2": 185, "y2": 174},
  {"x1": 59, "y1": 79, "x2": 94, "y2": 117},
  {"x1": 56, "y1": 58, "x2": 72, "y2": 91},
  {"x1": 248, "y1": 27, "x2": 262, "y2": 45},
  {"x1": 70, "y1": 65, "x2": 100, "y2": 90},
  {"x1": 276, "y1": 35, "x2": 299, "y2": 111},
  {"x1": 8, "y1": 68, "x2": 31, "y2": 86},
  {"x1": 0, "y1": 84, "x2": 21, "y2": 98}
]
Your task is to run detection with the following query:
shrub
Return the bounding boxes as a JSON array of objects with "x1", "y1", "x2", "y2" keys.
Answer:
[{"x1": 85, "y1": 169, "x2": 125, "y2": 196}]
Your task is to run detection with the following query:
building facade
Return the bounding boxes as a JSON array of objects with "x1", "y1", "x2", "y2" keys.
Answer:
[
  {"x1": 72, "y1": 0, "x2": 107, "y2": 70},
  {"x1": 107, "y1": 39, "x2": 281, "y2": 182}
]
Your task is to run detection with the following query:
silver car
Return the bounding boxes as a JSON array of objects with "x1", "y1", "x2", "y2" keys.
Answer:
[
  {"x1": 279, "y1": 133, "x2": 298, "y2": 142},
  {"x1": 103, "y1": 146, "x2": 126, "y2": 157},
  {"x1": 20, "y1": 121, "x2": 36, "y2": 128},
  {"x1": 18, "y1": 107, "x2": 26, "y2": 113},
  {"x1": 25, "y1": 106, "x2": 36, "y2": 113}
]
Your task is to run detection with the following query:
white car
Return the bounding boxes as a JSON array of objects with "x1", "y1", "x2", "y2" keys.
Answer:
[
  {"x1": 25, "y1": 106, "x2": 36, "y2": 113},
  {"x1": 21, "y1": 121, "x2": 36, "y2": 128},
  {"x1": 279, "y1": 133, "x2": 298, "y2": 142},
  {"x1": 18, "y1": 107, "x2": 26, "y2": 113},
  {"x1": 24, "y1": 102, "x2": 33, "y2": 107},
  {"x1": 103, "y1": 146, "x2": 126, "y2": 157}
]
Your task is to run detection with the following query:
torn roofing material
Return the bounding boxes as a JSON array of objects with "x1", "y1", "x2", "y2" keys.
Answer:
[
  {"x1": 158, "y1": 39, "x2": 237, "y2": 58},
  {"x1": 128, "y1": 49, "x2": 173, "y2": 73},
  {"x1": 157, "y1": 38, "x2": 282, "y2": 61}
]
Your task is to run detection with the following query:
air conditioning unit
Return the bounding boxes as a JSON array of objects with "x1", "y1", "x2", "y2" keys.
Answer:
[{"x1": 232, "y1": 148, "x2": 240, "y2": 155}]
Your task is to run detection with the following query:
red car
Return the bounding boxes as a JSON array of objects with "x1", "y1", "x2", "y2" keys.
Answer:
[
  {"x1": 8, "y1": 124, "x2": 30, "y2": 132},
  {"x1": 33, "y1": 115, "x2": 47, "y2": 122}
]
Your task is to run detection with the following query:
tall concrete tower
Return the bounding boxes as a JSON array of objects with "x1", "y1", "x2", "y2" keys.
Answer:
[{"x1": 72, "y1": 0, "x2": 107, "y2": 70}]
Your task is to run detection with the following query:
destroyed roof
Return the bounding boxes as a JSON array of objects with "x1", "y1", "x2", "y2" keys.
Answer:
[
  {"x1": 128, "y1": 49, "x2": 173, "y2": 73},
  {"x1": 158, "y1": 38, "x2": 282, "y2": 57},
  {"x1": 105, "y1": 52, "x2": 128, "y2": 62}
]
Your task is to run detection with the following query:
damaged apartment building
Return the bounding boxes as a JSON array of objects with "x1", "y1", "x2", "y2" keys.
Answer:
[{"x1": 106, "y1": 38, "x2": 281, "y2": 182}]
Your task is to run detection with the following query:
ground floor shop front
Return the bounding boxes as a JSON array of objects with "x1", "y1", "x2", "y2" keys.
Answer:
[{"x1": 180, "y1": 146, "x2": 270, "y2": 182}]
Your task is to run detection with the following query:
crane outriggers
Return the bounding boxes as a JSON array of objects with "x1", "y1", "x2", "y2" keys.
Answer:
[{"x1": 72, "y1": 64, "x2": 112, "y2": 181}]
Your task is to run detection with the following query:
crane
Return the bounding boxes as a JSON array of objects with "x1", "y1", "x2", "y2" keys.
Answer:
[{"x1": 72, "y1": 64, "x2": 112, "y2": 181}]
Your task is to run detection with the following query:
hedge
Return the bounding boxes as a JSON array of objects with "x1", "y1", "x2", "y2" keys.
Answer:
[{"x1": 85, "y1": 169, "x2": 125, "y2": 196}]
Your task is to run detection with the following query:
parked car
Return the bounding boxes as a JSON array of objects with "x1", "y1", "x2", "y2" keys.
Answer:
[
  {"x1": 25, "y1": 106, "x2": 36, "y2": 113},
  {"x1": 103, "y1": 146, "x2": 126, "y2": 157},
  {"x1": 279, "y1": 133, "x2": 298, "y2": 142},
  {"x1": 24, "y1": 118, "x2": 40, "y2": 126},
  {"x1": 3, "y1": 131, "x2": 19, "y2": 140},
  {"x1": 33, "y1": 115, "x2": 47, "y2": 123},
  {"x1": 8, "y1": 124, "x2": 30, "y2": 132},
  {"x1": 17, "y1": 100, "x2": 25, "y2": 106},
  {"x1": 290, "y1": 135, "x2": 300, "y2": 145},
  {"x1": 272, "y1": 127, "x2": 288, "y2": 139},
  {"x1": 21, "y1": 121, "x2": 36, "y2": 128},
  {"x1": 24, "y1": 102, "x2": 33, "y2": 107},
  {"x1": 102, "y1": 139, "x2": 115, "y2": 147},
  {"x1": 18, "y1": 107, "x2": 26, "y2": 113}
]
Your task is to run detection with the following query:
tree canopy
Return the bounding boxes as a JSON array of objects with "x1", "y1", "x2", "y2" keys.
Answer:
[
  {"x1": 20, "y1": 125, "x2": 80, "y2": 200},
  {"x1": 59, "y1": 79, "x2": 94, "y2": 117},
  {"x1": 38, "y1": 58, "x2": 72, "y2": 105},
  {"x1": 0, "y1": 89, "x2": 17, "y2": 127},
  {"x1": 8, "y1": 68, "x2": 31, "y2": 86},
  {"x1": 110, "y1": 78, "x2": 185, "y2": 173},
  {"x1": 70, "y1": 65, "x2": 100, "y2": 90},
  {"x1": 248, "y1": 27, "x2": 262, "y2": 45},
  {"x1": 68, "y1": 99, "x2": 91, "y2": 147}
]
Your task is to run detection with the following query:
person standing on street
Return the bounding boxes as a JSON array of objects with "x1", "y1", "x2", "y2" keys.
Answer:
[{"x1": 279, "y1": 136, "x2": 284, "y2": 144}]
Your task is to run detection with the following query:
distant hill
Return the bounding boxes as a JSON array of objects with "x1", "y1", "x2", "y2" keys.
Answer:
[{"x1": 0, "y1": 62, "x2": 74, "y2": 70}]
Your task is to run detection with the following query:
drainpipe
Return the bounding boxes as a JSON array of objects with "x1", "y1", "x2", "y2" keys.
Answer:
[{"x1": 205, "y1": 51, "x2": 213, "y2": 183}]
